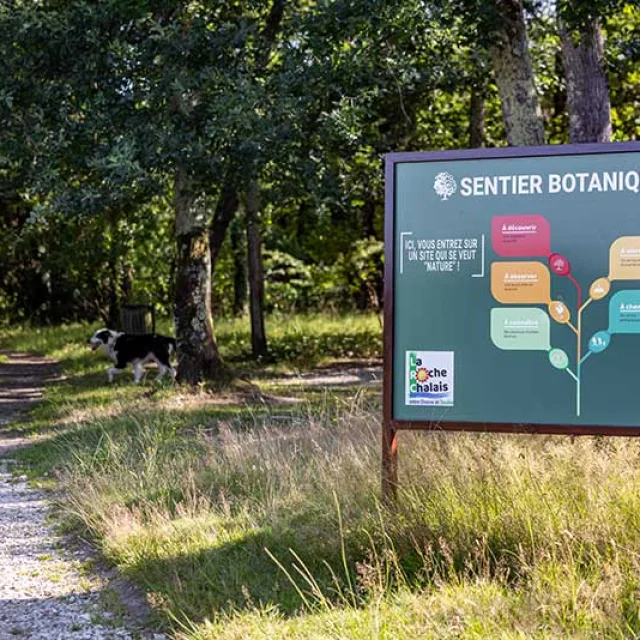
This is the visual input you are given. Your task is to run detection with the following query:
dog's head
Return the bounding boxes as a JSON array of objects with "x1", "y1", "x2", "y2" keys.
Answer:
[{"x1": 89, "y1": 328, "x2": 117, "y2": 352}]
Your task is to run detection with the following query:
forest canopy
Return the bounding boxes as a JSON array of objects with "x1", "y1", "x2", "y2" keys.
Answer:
[{"x1": 0, "y1": 0, "x2": 638, "y2": 379}]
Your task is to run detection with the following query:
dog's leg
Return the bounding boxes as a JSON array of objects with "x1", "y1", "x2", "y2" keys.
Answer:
[
  {"x1": 149, "y1": 355, "x2": 166, "y2": 382},
  {"x1": 154, "y1": 350, "x2": 176, "y2": 383},
  {"x1": 157, "y1": 366, "x2": 177, "y2": 382},
  {"x1": 108, "y1": 367, "x2": 125, "y2": 383},
  {"x1": 133, "y1": 361, "x2": 144, "y2": 384}
]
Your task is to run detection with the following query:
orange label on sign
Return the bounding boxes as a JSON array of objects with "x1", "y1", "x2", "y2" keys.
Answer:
[{"x1": 491, "y1": 261, "x2": 551, "y2": 304}]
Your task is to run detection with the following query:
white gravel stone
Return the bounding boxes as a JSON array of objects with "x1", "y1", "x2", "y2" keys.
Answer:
[{"x1": 0, "y1": 464, "x2": 136, "y2": 639}]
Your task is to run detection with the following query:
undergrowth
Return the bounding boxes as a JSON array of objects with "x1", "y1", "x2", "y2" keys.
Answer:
[{"x1": 3, "y1": 316, "x2": 640, "y2": 638}]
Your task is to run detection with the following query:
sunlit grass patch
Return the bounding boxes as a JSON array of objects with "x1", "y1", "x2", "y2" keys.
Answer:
[{"x1": 0, "y1": 312, "x2": 382, "y2": 373}]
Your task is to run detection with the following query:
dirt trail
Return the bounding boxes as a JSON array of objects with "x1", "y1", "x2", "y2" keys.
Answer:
[
  {"x1": 0, "y1": 352, "x2": 160, "y2": 639},
  {"x1": 0, "y1": 352, "x2": 58, "y2": 433}
]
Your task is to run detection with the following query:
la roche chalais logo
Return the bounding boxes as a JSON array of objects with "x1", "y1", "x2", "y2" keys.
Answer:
[{"x1": 434, "y1": 172, "x2": 457, "y2": 201}]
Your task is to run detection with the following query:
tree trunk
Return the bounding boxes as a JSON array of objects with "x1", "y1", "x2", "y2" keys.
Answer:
[
  {"x1": 106, "y1": 210, "x2": 120, "y2": 329},
  {"x1": 469, "y1": 84, "x2": 486, "y2": 148},
  {"x1": 552, "y1": 49, "x2": 567, "y2": 120},
  {"x1": 246, "y1": 178, "x2": 268, "y2": 358},
  {"x1": 560, "y1": 16, "x2": 612, "y2": 143},
  {"x1": 231, "y1": 216, "x2": 247, "y2": 317},
  {"x1": 488, "y1": 0, "x2": 545, "y2": 146},
  {"x1": 173, "y1": 168, "x2": 225, "y2": 383},
  {"x1": 210, "y1": 180, "x2": 239, "y2": 272}
]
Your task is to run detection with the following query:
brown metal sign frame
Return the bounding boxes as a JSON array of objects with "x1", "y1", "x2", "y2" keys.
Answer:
[{"x1": 383, "y1": 142, "x2": 640, "y2": 500}]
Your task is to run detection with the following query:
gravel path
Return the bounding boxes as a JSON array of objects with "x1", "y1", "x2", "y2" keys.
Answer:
[{"x1": 0, "y1": 353, "x2": 157, "y2": 640}]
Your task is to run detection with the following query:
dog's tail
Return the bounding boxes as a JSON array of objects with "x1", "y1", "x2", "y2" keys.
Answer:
[{"x1": 167, "y1": 337, "x2": 177, "y2": 355}]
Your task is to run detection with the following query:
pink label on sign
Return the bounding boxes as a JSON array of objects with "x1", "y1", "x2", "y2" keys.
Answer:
[{"x1": 491, "y1": 215, "x2": 551, "y2": 258}]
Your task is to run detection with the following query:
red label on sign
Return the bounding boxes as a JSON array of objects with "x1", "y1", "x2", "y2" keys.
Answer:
[{"x1": 491, "y1": 214, "x2": 551, "y2": 258}]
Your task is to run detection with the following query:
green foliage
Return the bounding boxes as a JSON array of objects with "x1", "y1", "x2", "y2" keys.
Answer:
[
  {"x1": 263, "y1": 250, "x2": 313, "y2": 313},
  {"x1": 258, "y1": 239, "x2": 383, "y2": 315},
  {"x1": 0, "y1": 197, "x2": 175, "y2": 323},
  {"x1": 0, "y1": 0, "x2": 638, "y2": 328},
  {"x1": 343, "y1": 238, "x2": 384, "y2": 310},
  {"x1": 607, "y1": 3, "x2": 640, "y2": 141},
  {"x1": 558, "y1": 0, "x2": 629, "y2": 30}
]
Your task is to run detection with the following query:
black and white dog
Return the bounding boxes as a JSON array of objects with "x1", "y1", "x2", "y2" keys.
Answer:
[{"x1": 89, "y1": 329, "x2": 177, "y2": 384}]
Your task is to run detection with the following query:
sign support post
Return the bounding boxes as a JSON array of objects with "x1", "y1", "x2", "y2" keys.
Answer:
[
  {"x1": 383, "y1": 157, "x2": 398, "y2": 505},
  {"x1": 381, "y1": 423, "x2": 398, "y2": 504}
]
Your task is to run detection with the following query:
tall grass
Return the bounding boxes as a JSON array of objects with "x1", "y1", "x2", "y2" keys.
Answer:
[{"x1": 52, "y1": 395, "x2": 640, "y2": 638}]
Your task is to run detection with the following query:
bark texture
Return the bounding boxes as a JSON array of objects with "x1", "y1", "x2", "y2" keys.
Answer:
[
  {"x1": 560, "y1": 16, "x2": 612, "y2": 143},
  {"x1": 209, "y1": 180, "x2": 239, "y2": 271},
  {"x1": 174, "y1": 168, "x2": 224, "y2": 383},
  {"x1": 106, "y1": 210, "x2": 121, "y2": 329},
  {"x1": 230, "y1": 217, "x2": 247, "y2": 317},
  {"x1": 488, "y1": 0, "x2": 545, "y2": 146},
  {"x1": 469, "y1": 85, "x2": 486, "y2": 148},
  {"x1": 246, "y1": 179, "x2": 267, "y2": 358}
]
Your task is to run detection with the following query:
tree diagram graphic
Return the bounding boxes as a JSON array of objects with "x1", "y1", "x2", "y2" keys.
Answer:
[
  {"x1": 433, "y1": 172, "x2": 457, "y2": 201},
  {"x1": 489, "y1": 214, "x2": 640, "y2": 417}
]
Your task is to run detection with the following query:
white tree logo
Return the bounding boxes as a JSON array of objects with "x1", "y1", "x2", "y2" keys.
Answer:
[{"x1": 434, "y1": 172, "x2": 457, "y2": 201}]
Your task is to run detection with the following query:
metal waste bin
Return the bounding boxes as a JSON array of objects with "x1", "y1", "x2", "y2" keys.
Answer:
[{"x1": 120, "y1": 304, "x2": 156, "y2": 335}]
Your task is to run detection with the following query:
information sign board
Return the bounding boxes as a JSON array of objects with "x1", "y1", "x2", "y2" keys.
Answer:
[{"x1": 383, "y1": 143, "x2": 640, "y2": 495}]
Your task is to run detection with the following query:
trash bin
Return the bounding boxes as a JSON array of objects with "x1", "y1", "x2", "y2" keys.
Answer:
[{"x1": 120, "y1": 304, "x2": 156, "y2": 335}]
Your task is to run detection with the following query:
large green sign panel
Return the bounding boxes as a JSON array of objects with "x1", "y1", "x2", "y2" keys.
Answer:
[{"x1": 387, "y1": 144, "x2": 640, "y2": 432}]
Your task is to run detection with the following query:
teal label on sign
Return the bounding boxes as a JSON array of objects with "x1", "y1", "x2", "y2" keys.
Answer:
[
  {"x1": 391, "y1": 148, "x2": 640, "y2": 427},
  {"x1": 608, "y1": 290, "x2": 640, "y2": 333}
]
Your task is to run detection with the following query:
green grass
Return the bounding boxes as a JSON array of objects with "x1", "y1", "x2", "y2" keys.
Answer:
[
  {"x1": 0, "y1": 312, "x2": 382, "y2": 373},
  {"x1": 4, "y1": 315, "x2": 640, "y2": 638},
  {"x1": 0, "y1": 312, "x2": 381, "y2": 441}
]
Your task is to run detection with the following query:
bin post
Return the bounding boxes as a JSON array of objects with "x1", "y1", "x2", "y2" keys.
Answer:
[{"x1": 120, "y1": 304, "x2": 156, "y2": 335}]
